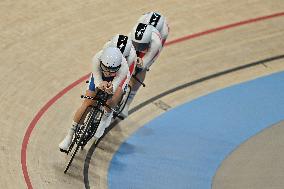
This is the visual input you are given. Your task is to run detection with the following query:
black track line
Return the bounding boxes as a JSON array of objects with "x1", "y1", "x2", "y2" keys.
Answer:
[{"x1": 83, "y1": 54, "x2": 284, "y2": 189}]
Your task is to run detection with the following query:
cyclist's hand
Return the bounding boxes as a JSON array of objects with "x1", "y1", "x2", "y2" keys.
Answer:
[
  {"x1": 105, "y1": 82, "x2": 113, "y2": 94},
  {"x1": 136, "y1": 57, "x2": 143, "y2": 68},
  {"x1": 98, "y1": 81, "x2": 109, "y2": 91}
]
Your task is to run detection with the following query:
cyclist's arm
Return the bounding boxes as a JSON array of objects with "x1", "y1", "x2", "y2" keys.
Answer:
[
  {"x1": 91, "y1": 51, "x2": 104, "y2": 88},
  {"x1": 161, "y1": 17, "x2": 169, "y2": 45},
  {"x1": 127, "y1": 46, "x2": 137, "y2": 76},
  {"x1": 142, "y1": 30, "x2": 162, "y2": 70},
  {"x1": 111, "y1": 58, "x2": 129, "y2": 93}
]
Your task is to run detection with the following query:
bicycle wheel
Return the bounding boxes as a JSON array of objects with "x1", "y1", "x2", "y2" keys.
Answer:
[
  {"x1": 81, "y1": 107, "x2": 103, "y2": 146},
  {"x1": 113, "y1": 85, "x2": 131, "y2": 118},
  {"x1": 64, "y1": 143, "x2": 80, "y2": 173},
  {"x1": 64, "y1": 108, "x2": 96, "y2": 173},
  {"x1": 66, "y1": 124, "x2": 82, "y2": 154},
  {"x1": 64, "y1": 106, "x2": 103, "y2": 173}
]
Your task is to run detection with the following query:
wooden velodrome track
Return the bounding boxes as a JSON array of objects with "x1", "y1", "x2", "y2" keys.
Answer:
[{"x1": 1, "y1": 0, "x2": 284, "y2": 188}]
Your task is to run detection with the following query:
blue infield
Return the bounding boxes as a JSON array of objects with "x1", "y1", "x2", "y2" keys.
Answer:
[{"x1": 108, "y1": 71, "x2": 284, "y2": 189}]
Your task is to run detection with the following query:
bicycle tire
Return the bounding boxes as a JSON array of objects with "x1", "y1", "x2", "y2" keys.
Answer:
[
  {"x1": 113, "y1": 86, "x2": 131, "y2": 118},
  {"x1": 64, "y1": 105, "x2": 103, "y2": 173},
  {"x1": 64, "y1": 108, "x2": 96, "y2": 173},
  {"x1": 82, "y1": 106, "x2": 103, "y2": 145},
  {"x1": 63, "y1": 88, "x2": 109, "y2": 173},
  {"x1": 64, "y1": 143, "x2": 80, "y2": 173}
]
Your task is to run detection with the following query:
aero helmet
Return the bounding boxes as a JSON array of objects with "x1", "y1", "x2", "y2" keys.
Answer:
[
  {"x1": 131, "y1": 23, "x2": 153, "y2": 52},
  {"x1": 100, "y1": 47, "x2": 122, "y2": 72},
  {"x1": 143, "y1": 12, "x2": 164, "y2": 32},
  {"x1": 109, "y1": 34, "x2": 132, "y2": 58}
]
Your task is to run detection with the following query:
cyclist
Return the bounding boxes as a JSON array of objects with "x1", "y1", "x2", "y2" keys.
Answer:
[
  {"x1": 103, "y1": 34, "x2": 137, "y2": 79},
  {"x1": 120, "y1": 22, "x2": 164, "y2": 118},
  {"x1": 137, "y1": 11, "x2": 169, "y2": 46},
  {"x1": 59, "y1": 46, "x2": 129, "y2": 152}
]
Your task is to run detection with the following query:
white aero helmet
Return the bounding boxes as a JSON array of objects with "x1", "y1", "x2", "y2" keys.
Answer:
[
  {"x1": 131, "y1": 23, "x2": 153, "y2": 52},
  {"x1": 143, "y1": 12, "x2": 164, "y2": 32},
  {"x1": 100, "y1": 47, "x2": 122, "y2": 73},
  {"x1": 110, "y1": 34, "x2": 132, "y2": 58}
]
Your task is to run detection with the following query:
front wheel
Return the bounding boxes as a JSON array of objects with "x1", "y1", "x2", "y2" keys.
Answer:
[
  {"x1": 64, "y1": 144, "x2": 80, "y2": 173},
  {"x1": 63, "y1": 106, "x2": 102, "y2": 173}
]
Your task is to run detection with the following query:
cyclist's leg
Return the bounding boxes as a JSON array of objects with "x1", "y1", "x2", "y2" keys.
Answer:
[
  {"x1": 59, "y1": 74, "x2": 97, "y2": 151},
  {"x1": 121, "y1": 69, "x2": 147, "y2": 118},
  {"x1": 59, "y1": 90, "x2": 96, "y2": 151},
  {"x1": 130, "y1": 69, "x2": 146, "y2": 92},
  {"x1": 94, "y1": 87, "x2": 124, "y2": 139},
  {"x1": 73, "y1": 90, "x2": 96, "y2": 124}
]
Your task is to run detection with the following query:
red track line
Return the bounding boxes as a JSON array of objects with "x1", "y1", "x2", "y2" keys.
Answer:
[
  {"x1": 21, "y1": 11, "x2": 284, "y2": 189},
  {"x1": 21, "y1": 73, "x2": 90, "y2": 189},
  {"x1": 165, "y1": 12, "x2": 284, "y2": 46}
]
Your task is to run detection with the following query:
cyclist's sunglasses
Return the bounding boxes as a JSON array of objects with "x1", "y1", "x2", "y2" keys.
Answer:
[{"x1": 100, "y1": 61, "x2": 121, "y2": 73}]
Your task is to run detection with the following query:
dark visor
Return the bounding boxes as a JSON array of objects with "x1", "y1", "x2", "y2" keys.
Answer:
[
  {"x1": 132, "y1": 41, "x2": 150, "y2": 52},
  {"x1": 100, "y1": 61, "x2": 120, "y2": 73}
]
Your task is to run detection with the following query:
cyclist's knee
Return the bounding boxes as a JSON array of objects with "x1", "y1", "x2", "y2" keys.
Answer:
[
  {"x1": 82, "y1": 100, "x2": 93, "y2": 109},
  {"x1": 80, "y1": 90, "x2": 96, "y2": 109}
]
